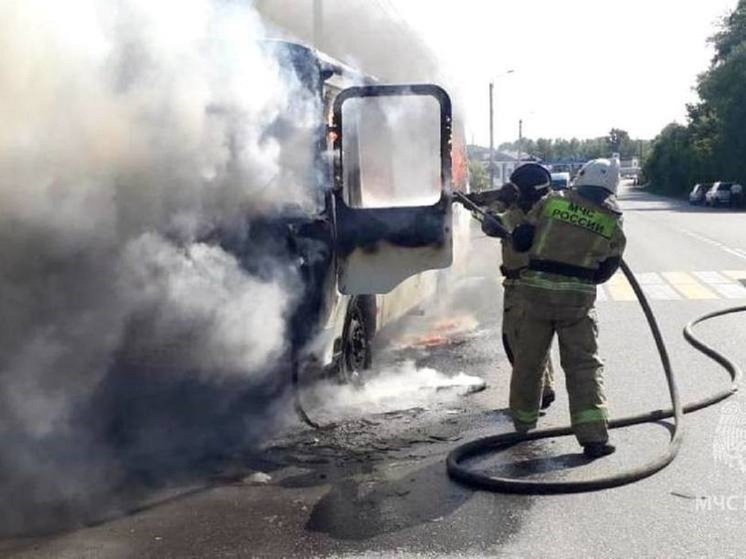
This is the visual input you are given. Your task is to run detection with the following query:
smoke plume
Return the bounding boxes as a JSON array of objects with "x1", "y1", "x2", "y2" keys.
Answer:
[
  {"x1": 306, "y1": 360, "x2": 486, "y2": 421},
  {"x1": 0, "y1": 0, "x2": 459, "y2": 536},
  {"x1": 256, "y1": 0, "x2": 440, "y2": 82},
  {"x1": 0, "y1": 0, "x2": 321, "y2": 533}
]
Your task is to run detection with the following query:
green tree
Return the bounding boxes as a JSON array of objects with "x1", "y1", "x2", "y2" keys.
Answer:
[
  {"x1": 643, "y1": 124, "x2": 694, "y2": 194},
  {"x1": 711, "y1": 0, "x2": 746, "y2": 64},
  {"x1": 646, "y1": 0, "x2": 746, "y2": 194},
  {"x1": 698, "y1": 41, "x2": 746, "y2": 180},
  {"x1": 606, "y1": 128, "x2": 630, "y2": 154},
  {"x1": 468, "y1": 159, "x2": 489, "y2": 192},
  {"x1": 497, "y1": 134, "x2": 650, "y2": 163},
  {"x1": 535, "y1": 138, "x2": 554, "y2": 160}
]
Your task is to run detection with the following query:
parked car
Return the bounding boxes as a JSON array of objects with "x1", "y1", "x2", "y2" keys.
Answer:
[
  {"x1": 550, "y1": 172, "x2": 571, "y2": 190},
  {"x1": 689, "y1": 183, "x2": 710, "y2": 205},
  {"x1": 705, "y1": 181, "x2": 743, "y2": 207},
  {"x1": 733, "y1": 183, "x2": 744, "y2": 207}
]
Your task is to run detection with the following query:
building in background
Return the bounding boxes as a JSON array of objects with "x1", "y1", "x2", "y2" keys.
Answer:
[
  {"x1": 468, "y1": 145, "x2": 544, "y2": 188},
  {"x1": 545, "y1": 158, "x2": 586, "y2": 178},
  {"x1": 619, "y1": 157, "x2": 641, "y2": 179}
]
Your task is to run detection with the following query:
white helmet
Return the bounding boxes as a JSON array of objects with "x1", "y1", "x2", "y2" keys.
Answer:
[{"x1": 574, "y1": 158, "x2": 620, "y2": 195}]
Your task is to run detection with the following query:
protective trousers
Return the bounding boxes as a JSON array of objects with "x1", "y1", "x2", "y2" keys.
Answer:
[
  {"x1": 502, "y1": 285, "x2": 555, "y2": 398},
  {"x1": 509, "y1": 299, "x2": 608, "y2": 444}
]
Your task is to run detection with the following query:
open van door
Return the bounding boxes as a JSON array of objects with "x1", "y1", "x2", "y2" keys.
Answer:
[{"x1": 331, "y1": 84, "x2": 453, "y2": 295}]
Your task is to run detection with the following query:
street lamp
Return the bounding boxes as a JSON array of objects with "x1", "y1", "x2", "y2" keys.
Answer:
[
  {"x1": 489, "y1": 69, "x2": 515, "y2": 188},
  {"x1": 313, "y1": 0, "x2": 323, "y2": 50},
  {"x1": 517, "y1": 110, "x2": 536, "y2": 162}
]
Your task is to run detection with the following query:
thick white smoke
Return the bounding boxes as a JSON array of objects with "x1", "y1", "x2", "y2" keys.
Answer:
[
  {"x1": 307, "y1": 360, "x2": 486, "y2": 421},
  {"x1": 0, "y1": 0, "x2": 468, "y2": 535},
  {"x1": 256, "y1": 0, "x2": 441, "y2": 82},
  {"x1": 0, "y1": 0, "x2": 321, "y2": 532}
]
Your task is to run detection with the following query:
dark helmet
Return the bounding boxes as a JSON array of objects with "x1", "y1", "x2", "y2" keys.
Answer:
[{"x1": 509, "y1": 163, "x2": 552, "y2": 197}]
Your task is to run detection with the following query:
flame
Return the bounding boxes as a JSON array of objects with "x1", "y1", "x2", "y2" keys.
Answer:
[
  {"x1": 398, "y1": 314, "x2": 478, "y2": 349},
  {"x1": 411, "y1": 334, "x2": 451, "y2": 349},
  {"x1": 452, "y1": 127, "x2": 468, "y2": 192}
]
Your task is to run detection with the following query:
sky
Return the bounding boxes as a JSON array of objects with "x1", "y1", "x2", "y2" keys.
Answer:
[{"x1": 388, "y1": 0, "x2": 739, "y2": 145}]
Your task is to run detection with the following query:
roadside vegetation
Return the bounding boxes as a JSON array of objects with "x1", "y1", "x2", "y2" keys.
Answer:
[
  {"x1": 497, "y1": 130, "x2": 647, "y2": 163},
  {"x1": 468, "y1": 129, "x2": 649, "y2": 192},
  {"x1": 644, "y1": 0, "x2": 746, "y2": 196}
]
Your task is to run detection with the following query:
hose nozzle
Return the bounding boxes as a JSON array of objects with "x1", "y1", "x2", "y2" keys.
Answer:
[{"x1": 452, "y1": 191, "x2": 511, "y2": 240}]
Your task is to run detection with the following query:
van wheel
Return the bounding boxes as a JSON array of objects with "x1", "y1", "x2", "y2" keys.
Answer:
[{"x1": 338, "y1": 296, "x2": 374, "y2": 384}]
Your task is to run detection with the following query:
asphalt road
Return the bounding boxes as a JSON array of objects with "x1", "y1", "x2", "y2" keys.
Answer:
[{"x1": 4, "y1": 184, "x2": 746, "y2": 558}]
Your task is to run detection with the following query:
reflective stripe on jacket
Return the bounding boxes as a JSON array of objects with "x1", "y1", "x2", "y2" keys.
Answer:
[{"x1": 487, "y1": 202, "x2": 531, "y2": 286}]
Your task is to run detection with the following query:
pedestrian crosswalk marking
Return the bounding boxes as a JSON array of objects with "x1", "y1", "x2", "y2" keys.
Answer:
[
  {"x1": 635, "y1": 272, "x2": 665, "y2": 284},
  {"x1": 597, "y1": 270, "x2": 746, "y2": 302},
  {"x1": 693, "y1": 271, "x2": 730, "y2": 284},
  {"x1": 724, "y1": 270, "x2": 746, "y2": 281},
  {"x1": 711, "y1": 283, "x2": 746, "y2": 299},
  {"x1": 494, "y1": 270, "x2": 746, "y2": 301},
  {"x1": 693, "y1": 271, "x2": 746, "y2": 299},
  {"x1": 635, "y1": 272, "x2": 682, "y2": 300},
  {"x1": 661, "y1": 272, "x2": 718, "y2": 300},
  {"x1": 642, "y1": 284, "x2": 682, "y2": 300},
  {"x1": 605, "y1": 273, "x2": 637, "y2": 301}
]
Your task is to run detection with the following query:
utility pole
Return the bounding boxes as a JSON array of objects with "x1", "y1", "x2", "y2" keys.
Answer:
[
  {"x1": 487, "y1": 70, "x2": 515, "y2": 186},
  {"x1": 313, "y1": 0, "x2": 323, "y2": 50},
  {"x1": 489, "y1": 82, "x2": 495, "y2": 189},
  {"x1": 518, "y1": 119, "x2": 523, "y2": 162}
]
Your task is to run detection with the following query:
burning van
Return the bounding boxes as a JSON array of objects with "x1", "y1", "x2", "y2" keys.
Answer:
[
  {"x1": 0, "y1": 7, "x2": 473, "y2": 529},
  {"x1": 251, "y1": 40, "x2": 469, "y2": 384}
]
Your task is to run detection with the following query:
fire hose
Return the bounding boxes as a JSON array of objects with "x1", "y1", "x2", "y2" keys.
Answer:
[
  {"x1": 292, "y1": 191, "x2": 743, "y2": 493},
  {"x1": 445, "y1": 257, "x2": 743, "y2": 494}
]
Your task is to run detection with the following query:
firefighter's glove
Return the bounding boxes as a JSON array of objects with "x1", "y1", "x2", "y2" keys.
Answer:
[
  {"x1": 512, "y1": 224, "x2": 535, "y2": 252},
  {"x1": 481, "y1": 214, "x2": 506, "y2": 238},
  {"x1": 463, "y1": 191, "x2": 483, "y2": 205},
  {"x1": 496, "y1": 182, "x2": 519, "y2": 205},
  {"x1": 466, "y1": 183, "x2": 519, "y2": 208}
]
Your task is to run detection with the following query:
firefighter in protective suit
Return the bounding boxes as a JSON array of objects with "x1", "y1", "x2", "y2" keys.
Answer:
[
  {"x1": 478, "y1": 164, "x2": 557, "y2": 409},
  {"x1": 509, "y1": 158, "x2": 626, "y2": 458}
]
